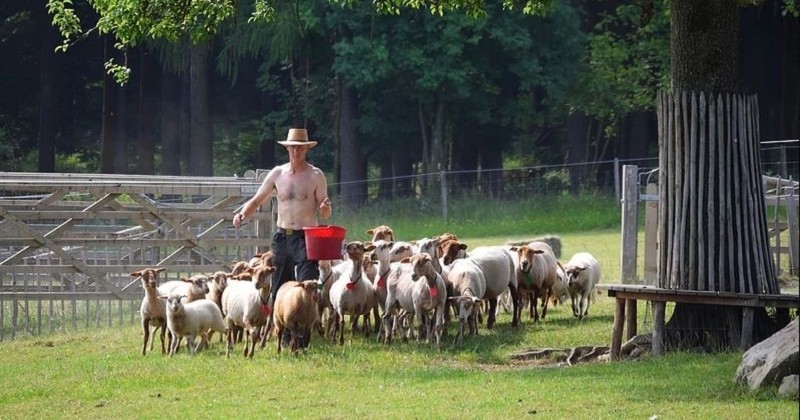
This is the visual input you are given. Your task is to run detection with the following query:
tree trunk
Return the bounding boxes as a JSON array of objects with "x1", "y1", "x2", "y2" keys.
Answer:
[
  {"x1": 338, "y1": 82, "x2": 366, "y2": 208},
  {"x1": 659, "y1": 0, "x2": 778, "y2": 351},
  {"x1": 189, "y1": 40, "x2": 213, "y2": 176},
  {"x1": 160, "y1": 67, "x2": 181, "y2": 175},
  {"x1": 100, "y1": 37, "x2": 119, "y2": 174},
  {"x1": 136, "y1": 48, "x2": 158, "y2": 175},
  {"x1": 37, "y1": 17, "x2": 59, "y2": 173},
  {"x1": 566, "y1": 111, "x2": 591, "y2": 195}
]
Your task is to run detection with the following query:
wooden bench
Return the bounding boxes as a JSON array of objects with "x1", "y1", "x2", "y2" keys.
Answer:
[{"x1": 597, "y1": 284, "x2": 800, "y2": 360}]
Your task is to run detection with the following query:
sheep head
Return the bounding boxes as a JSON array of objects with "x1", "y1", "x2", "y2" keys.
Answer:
[
  {"x1": 366, "y1": 225, "x2": 394, "y2": 242},
  {"x1": 131, "y1": 267, "x2": 166, "y2": 290}
]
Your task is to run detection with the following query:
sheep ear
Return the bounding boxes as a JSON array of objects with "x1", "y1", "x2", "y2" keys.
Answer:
[
  {"x1": 400, "y1": 257, "x2": 411, "y2": 264},
  {"x1": 460, "y1": 244, "x2": 469, "y2": 250},
  {"x1": 180, "y1": 277, "x2": 190, "y2": 282},
  {"x1": 366, "y1": 229, "x2": 374, "y2": 235},
  {"x1": 130, "y1": 270, "x2": 143, "y2": 277},
  {"x1": 155, "y1": 267, "x2": 167, "y2": 273},
  {"x1": 509, "y1": 246, "x2": 518, "y2": 252},
  {"x1": 157, "y1": 295, "x2": 167, "y2": 300},
  {"x1": 365, "y1": 244, "x2": 376, "y2": 252}
]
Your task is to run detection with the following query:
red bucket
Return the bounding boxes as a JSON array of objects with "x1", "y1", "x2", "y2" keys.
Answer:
[{"x1": 303, "y1": 225, "x2": 347, "y2": 260}]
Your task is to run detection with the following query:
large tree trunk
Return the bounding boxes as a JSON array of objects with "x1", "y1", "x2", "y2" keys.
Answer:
[
  {"x1": 338, "y1": 82, "x2": 366, "y2": 208},
  {"x1": 37, "y1": 16, "x2": 60, "y2": 173},
  {"x1": 136, "y1": 48, "x2": 158, "y2": 175},
  {"x1": 189, "y1": 41, "x2": 213, "y2": 176},
  {"x1": 659, "y1": 0, "x2": 779, "y2": 351}
]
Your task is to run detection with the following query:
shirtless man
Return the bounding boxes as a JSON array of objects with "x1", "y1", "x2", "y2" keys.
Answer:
[{"x1": 233, "y1": 128, "x2": 332, "y2": 305}]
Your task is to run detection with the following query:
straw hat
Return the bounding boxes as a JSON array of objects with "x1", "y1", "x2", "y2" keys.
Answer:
[{"x1": 278, "y1": 128, "x2": 318, "y2": 148}]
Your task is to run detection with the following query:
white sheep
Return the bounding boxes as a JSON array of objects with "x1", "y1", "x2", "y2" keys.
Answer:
[
  {"x1": 563, "y1": 252, "x2": 602, "y2": 319},
  {"x1": 316, "y1": 260, "x2": 340, "y2": 338},
  {"x1": 159, "y1": 293, "x2": 226, "y2": 356},
  {"x1": 132, "y1": 267, "x2": 168, "y2": 356},
  {"x1": 409, "y1": 253, "x2": 447, "y2": 347},
  {"x1": 366, "y1": 225, "x2": 415, "y2": 262},
  {"x1": 329, "y1": 241, "x2": 376, "y2": 345},
  {"x1": 222, "y1": 265, "x2": 276, "y2": 358},
  {"x1": 273, "y1": 280, "x2": 321, "y2": 353},
  {"x1": 447, "y1": 257, "x2": 487, "y2": 345},
  {"x1": 381, "y1": 260, "x2": 417, "y2": 344},
  {"x1": 464, "y1": 246, "x2": 519, "y2": 328}
]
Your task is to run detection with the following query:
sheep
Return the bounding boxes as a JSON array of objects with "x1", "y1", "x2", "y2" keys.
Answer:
[
  {"x1": 158, "y1": 274, "x2": 210, "y2": 303},
  {"x1": 464, "y1": 246, "x2": 519, "y2": 329},
  {"x1": 370, "y1": 240, "x2": 413, "y2": 334},
  {"x1": 509, "y1": 241, "x2": 558, "y2": 323},
  {"x1": 382, "y1": 260, "x2": 417, "y2": 344},
  {"x1": 563, "y1": 252, "x2": 602, "y2": 319},
  {"x1": 409, "y1": 253, "x2": 447, "y2": 347},
  {"x1": 273, "y1": 280, "x2": 320, "y2": 353},
  {"x1": 222, "y1": 265, "x2": 276, "y2": 358},
  {"x1": 329, "y1": 241, "x2": 376, "y2": 345},
  {"x1": 132, "y1": 267, "x2": 168, "y2": 356},
  {"x1": 549, "y1": 262, "x2": 569, "y2": 306},
  {"x1": 159, "y1": 293, "x2": 226, "y2": 356},
  {"x1": 316, "y1": 259, "x2": 340, "y2": 337},
  {"x1": 446, "y1": 258, "x2": 486, "y2": 345}
]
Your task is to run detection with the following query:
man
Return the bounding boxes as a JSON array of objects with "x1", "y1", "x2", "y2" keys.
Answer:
[{"x1": 233, "y1": 128, "x2": 332, "y2": 305}]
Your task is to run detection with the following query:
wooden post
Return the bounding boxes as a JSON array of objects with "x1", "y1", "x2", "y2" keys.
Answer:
[
  {"x1": 741, "y1": 307, "x2": 754, "y2": 350},
  {"x1": 440, "y1": 171, "x2": 448, "y2": 223},
  {"x1": 625, "y1": 299, "x2": 638, "y2": 340},
  {"x1": 611, "y1": 298, "x2": 626, "y2": 360},
  {"x1": 652, "y1": 301, "x2": 666, "y2": 356},
  {"x1": 644, "y1": 183, "x2": 659, "y2": 285},
  {"x1": 620, "y1": 165, "x2": 639, "y2": 284}
]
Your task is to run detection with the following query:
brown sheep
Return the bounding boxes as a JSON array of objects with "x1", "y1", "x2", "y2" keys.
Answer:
[{"x1": 273, "y1": 280, "x2": 320, "y2": 353}]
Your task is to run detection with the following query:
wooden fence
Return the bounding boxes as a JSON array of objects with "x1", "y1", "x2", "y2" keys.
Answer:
[
  {"x1": 621, "y1": 165, "x2": 799, "y2": 285},
  {"x1": 0, "y1": 171, "x2": 274, "y2": 340}
]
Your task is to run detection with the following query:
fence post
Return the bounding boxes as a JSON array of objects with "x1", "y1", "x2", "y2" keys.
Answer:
[
  {"x1": 614, "y1": 158, "x2": 620, "y2": 204},
  {"x1": 440, "y1": 171, "x2": 448, "y2": 223},
  {"x1": 620, "y1": 165, "x2": 639, "y2": 284}
]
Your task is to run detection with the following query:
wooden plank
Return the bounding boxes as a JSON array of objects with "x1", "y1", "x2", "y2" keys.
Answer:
[
  {"x1": 652, "y1": 301, "x2": 666, "y2": 355},
  {"x1": 625, "y1": 299, "x2": 637, "y2": 340},
  {"x1": 741, "y1": 307, "x2": 754, "y2": 350},
  {"x1": 620, "y1": 165, "x2": 639, "y2": 284},
  {"x1": 707, "y1": 94, "x2": 718, "y2": 292},
  {"x1": 688, "y1": 92, "x2": 698, "y2": 290},
  {"x1": 644, "y1": 183, "x2": 659, "y2": 285},
  {"x1": 657, "y1": 91, "x2": 668, "y2": 287},
  {"x1": 611, "y1": 298, "x2": 626, "y2": 360},
  {"x1": 697, "y1": 92, "x2": 707, "y2": 291}
]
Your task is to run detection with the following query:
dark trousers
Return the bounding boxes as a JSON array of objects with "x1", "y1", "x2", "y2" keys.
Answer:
[{"x1": 270, "y1": 230, "x2": 319, "y2": 305}]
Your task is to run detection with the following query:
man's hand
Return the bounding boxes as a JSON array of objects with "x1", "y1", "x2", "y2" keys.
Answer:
[
  {"x1": 319, "y1": 197, "x2": 332, "y2": 219},
  {"x1": 233, "y1": 212, "x2": 246, "y2": 229}
]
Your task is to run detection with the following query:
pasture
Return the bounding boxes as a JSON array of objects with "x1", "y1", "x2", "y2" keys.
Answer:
[{"x1": 0, "y1": 196, "x2": 796, "y2": 418}]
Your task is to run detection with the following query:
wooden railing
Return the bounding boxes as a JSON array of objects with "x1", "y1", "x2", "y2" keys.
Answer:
[{"x1": 0, "y1": 171, "x2": 273, "y2": 339}]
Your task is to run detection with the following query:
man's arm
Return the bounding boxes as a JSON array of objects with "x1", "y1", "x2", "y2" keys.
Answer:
[
  {"x1": 315, "y1": 170, "x2": 332, "y2": 220},
  {"x1": 233, "y1": 168, "x2": 277, "y2": 228}
]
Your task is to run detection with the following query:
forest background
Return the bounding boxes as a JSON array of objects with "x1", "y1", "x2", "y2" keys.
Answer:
[{"x1": 0, "y1": 0, "x2": 797, "y2": 205}]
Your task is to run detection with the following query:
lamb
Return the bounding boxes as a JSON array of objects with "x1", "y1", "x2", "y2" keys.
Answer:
[
  {"x1": 446, "y1": 258, "x2": 486, "y2": 345},
  {"x1": 563, "y1": 252, "x2": 602, "y2": 319},
  {"x1": 382, "y1": 260, "x2": 417, "y2": 344},
  {"x1": 159, "y1": 293, "x2": 226, "y2": 356},
  {"x1": 222, "y1": 265, "x2": 276, "y2": 358},
  {"x1": 158, "y1": 274, "x2": 210, "y2": 303},
  {"x1": 132, "y1": 267, "x2": 168, "y2": 356},
  {"x1": 409, "y1": 253, "x2": 447, "y2": 347},
  {"x1": 316, "y1": 260, "x2": 340, "y2": 337},
  {"x1": 549, "y1": 262, "x2": 569, "y2": 306},
  {"x1": 509, "y1": 241, "x2": 558, "y2": 323},
  {"x1": 273, "y1": 280, "x2": 320, "y2": 353},
  {"x1": 329, "y1": 241, "x2": 376, "y2": 345},
  {"x1": 370, "y1": 240, "x2": 413, "y2": 334}
]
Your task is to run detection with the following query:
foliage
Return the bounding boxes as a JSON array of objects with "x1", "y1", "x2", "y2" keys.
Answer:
[{"x1": 569, "y1": 3, "x2": 670, "y2": 138}]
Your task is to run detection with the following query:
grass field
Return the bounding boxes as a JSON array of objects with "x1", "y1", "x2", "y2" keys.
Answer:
[{"x1": 0, "y1": 195, "x2": 797, "y2": 418}]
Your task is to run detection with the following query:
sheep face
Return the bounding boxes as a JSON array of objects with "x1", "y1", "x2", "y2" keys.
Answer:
[
  {"x1": 253, "y1": 266, "x2": 276, "y2": 290},
  {"x1": 366, "y1": 225, "x2": 394, "y2": 242},
  {"x1": 344, "y1": 241, "x2": 374, "y2": 262},
  {"x1": 449, "y1": 296, "x2": 480, "y2": 324},
  {"x1": 210, "y1": 271, "x2": 229, "y2": 290},
  {"x1": 231, "y1": 261, "x2": 251, "y2": 276},
  {"x1": 565, "y1": 266, "x2": 587, "y2": 288},
  {"x1": 440, "y1": 239, "x2": 468, "y2": 266},
  {"x1": 409, "y1": 254, "x2": 436, "y2": 284},
  {"x1": 131, "y1": 267, "x2": 166, "y2": 290},
  {"x1": 510, "y1": 246, "x2": 543, "y2": 272},
  {"x1": 161, "y1": 294, "x2": 186, "y2": 313},
  {"x1": 181, "y1": 274, "x2": 210, "y2": 296}
]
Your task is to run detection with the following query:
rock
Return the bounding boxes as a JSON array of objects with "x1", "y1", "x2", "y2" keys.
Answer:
[
  {"x1": 733, "y1": 318, "x2": 799, "y2": 390},
  {"x1": 778, "y1": 375, "x2": 799, "y2": 400}
]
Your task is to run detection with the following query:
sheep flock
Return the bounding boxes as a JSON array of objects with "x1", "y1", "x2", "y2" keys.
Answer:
[{"x1": 132, "y1": 224, "x2": 602, "y2": 357}]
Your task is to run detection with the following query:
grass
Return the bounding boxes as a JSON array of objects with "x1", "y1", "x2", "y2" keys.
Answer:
[{"x1": 0, "y1": 194, "x2": 796, "y2": 418}]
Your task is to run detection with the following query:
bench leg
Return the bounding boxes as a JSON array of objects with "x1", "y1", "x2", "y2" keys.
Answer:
[
  {"x1": 652, "y1": 301, "x2": 666, "y2": 356},
  {"x1": 611, "y1": 298, "x2": 626, "y2": 360},
  {"x1": 741, "y1": 307, "x2": 754, "y2": 350},
  {"x1": 625, "y1": 299, "x2": 637, "y2": 340}
]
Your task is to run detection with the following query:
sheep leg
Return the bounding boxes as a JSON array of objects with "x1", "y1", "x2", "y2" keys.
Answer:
[
  {"x1": 158, "y1": 324, "x2": 167, "y2": 355},
  {"x1": 226, "y1": 325, "x2": 234, "y2": 358},
  {"x1": 540, "y1": 286, "x2": 551, "y2": 320},
  {"x1": 276, "y1": 324, "x2": 285, "y2": 353},
  {"x1": 248, "y1": 327, "x2": 258, "y2": 358},
  {"x1": 141, "y1": 317, "x2": 150, "y2": 356},
  {"x1": 486, "y1": 298, "x2": 498, "y2": 329},
  {"x1": 338, "y1": 313, "x2": 345, "y2": 345},
  {"x1": 571, "y1": 295, "x2": 580, "y2": 318},
  {"x1": 531, "y1": 290, "x2": 540, "y2": 322}
]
